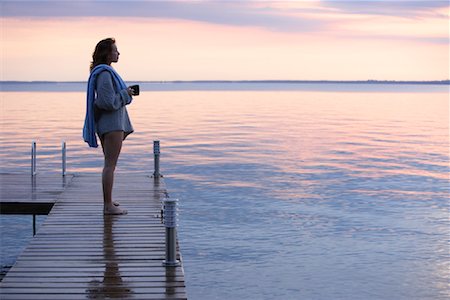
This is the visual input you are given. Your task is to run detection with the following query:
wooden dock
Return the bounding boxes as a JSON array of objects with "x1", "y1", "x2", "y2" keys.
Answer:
[
  {"x1": 0, "y1": 173, "x2": 73, "y2": 215},
  {"x1": 0, "y1": 173, "x2": 187, "y2": 299}
]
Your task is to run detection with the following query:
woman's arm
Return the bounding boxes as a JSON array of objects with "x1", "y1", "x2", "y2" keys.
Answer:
[{"x1": 94, "y1": 71, "x2": 131, "y2": 111}]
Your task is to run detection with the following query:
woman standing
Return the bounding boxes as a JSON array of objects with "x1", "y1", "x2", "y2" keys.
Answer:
[{"x1": 83, "y1": 38, "x2": 137, "y2": 215}]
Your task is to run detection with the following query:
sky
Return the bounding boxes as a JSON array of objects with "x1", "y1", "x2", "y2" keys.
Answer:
[{"x1": 1, "y1": 0, "x2": 449, "y2": 81}]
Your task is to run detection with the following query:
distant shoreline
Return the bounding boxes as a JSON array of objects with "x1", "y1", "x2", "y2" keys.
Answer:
[
  {"x1": 2, "y1": 80, "x2": 448, "y2": 93},
  {"x1": 1, "y1": 80, "x2": 449, "y2": 85}
]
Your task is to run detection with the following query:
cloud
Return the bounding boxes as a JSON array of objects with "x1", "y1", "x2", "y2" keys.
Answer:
[
  {"x1": 320, "y1": 0, "x2": 450, "y2": 18},
  {"x1": 2, "y1": 0, "x2": 447, "y2": 39},
  {"x1": 0, "y1": 1, "x2": 325, "y2": 32},
  {"x1": 318, "y1": 1, "x2": 449, "y2": 45}
]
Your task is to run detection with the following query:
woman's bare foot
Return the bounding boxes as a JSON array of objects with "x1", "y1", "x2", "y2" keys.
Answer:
[{"x1": 104, "y1": 204, "x2": 127, "y2": 215}]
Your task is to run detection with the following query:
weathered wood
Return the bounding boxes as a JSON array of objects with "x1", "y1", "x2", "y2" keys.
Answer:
[
  {"x1": 0, "y1": 173, "x2": 187, "y2": 300},
  {"x1": 0, "y1": 294, "x2": 188, "y2": 300},
  {"x1": 0, "y1": 174, "x2": 74, "y2": 214}
]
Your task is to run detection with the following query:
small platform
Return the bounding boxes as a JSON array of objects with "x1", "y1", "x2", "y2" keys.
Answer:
[
  {"x1": 0, "y1": 173, "x2": 73, "y2": 214},
  {"x1": 0, "y1": 173, "x2": 187, "y2": 299}
]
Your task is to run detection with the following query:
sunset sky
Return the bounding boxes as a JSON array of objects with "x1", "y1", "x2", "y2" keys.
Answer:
[{"x1": 1, "y1": 0, "x2": 449, "y2": 81}]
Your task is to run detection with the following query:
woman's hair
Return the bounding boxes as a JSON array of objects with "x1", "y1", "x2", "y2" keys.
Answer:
[{"x1": 90, "y1": 38, "x2": 116, "y2": 71}]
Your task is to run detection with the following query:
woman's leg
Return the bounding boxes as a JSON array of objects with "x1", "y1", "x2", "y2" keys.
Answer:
[{"x1": 100, "y1": 131, "x2": 127, "y2": 215}]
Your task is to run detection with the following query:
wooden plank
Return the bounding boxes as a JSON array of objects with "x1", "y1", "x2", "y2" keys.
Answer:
[
  {"x1": 5, "y1": 269, "x2": 185, "y2": 276},
  {"x1": 0, "y1": 174, "x2": 74, "y2": 214},
  {"x1": 0, "y1": 294, "x2": 188, "y2": 300},
  {"x1": 1, "y1": 277, "x2": 185, "y2": 283},
  {"x1": 1, "y1": 287, "x2": 187, "y2": 294},
  {"x1": 0, "y1": 173, "x2": 187, "y2": 300},
  {"x1": 0, "y1": 280, "x2": 186, "y2": 287}
]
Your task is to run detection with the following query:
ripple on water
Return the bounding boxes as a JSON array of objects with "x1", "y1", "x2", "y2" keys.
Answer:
[{"x1": 1, "y1": 89, "x2": 449, "y2": 299}]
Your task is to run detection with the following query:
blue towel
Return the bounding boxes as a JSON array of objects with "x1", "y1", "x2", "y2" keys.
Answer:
[{"x1": 83, "y1": 64, "x2": 129, "y2": 148}]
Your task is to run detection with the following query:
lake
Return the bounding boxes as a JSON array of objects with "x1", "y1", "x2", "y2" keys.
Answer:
[{"x1": 0, "y1": 82, "x2": 449, "y2": 299}]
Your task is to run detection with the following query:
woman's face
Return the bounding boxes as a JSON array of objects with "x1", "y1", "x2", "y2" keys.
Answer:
[{"x1": 109, "y1": 44, "x2": 120, "y2": 64}]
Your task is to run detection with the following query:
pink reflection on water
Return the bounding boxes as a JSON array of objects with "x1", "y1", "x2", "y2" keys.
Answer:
[
  {"x1": 0, "y1": 89, "x2": 448, "y2": 180},
  {"x1": 1, "y1": 88, "x2": 449, "y2": 299}
]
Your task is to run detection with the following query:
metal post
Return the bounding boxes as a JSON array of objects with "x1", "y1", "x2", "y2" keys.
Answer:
[
  {"x1": 162, "y1": 198, "x2": 180, "y2": 267},
  {"x1": 31, "y1": 141, "x2": 37, "y2": 176},
  {"x1": 62, "y1": 141, "x2": 67, "y2": 177},
  {"x1": 153, "y1": 140, "x2": 161, "y2": 177}
]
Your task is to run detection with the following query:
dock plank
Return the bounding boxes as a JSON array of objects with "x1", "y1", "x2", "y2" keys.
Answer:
[
  {"x1": 0, "y1": 173, "x2": 74, "y2": 214},
  {"x1": 0, "y1": 173, "x2": 187, "y2": 300}
]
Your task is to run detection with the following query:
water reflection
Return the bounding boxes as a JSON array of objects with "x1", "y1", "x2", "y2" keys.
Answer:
[
  {"x1": 165, "y1": 266, "x2": 179, "y2": 296},
  {"x1": 1, "y1": 88, "x2": 449, "y2": 299},
  {"x1": 87, "y1": 215, "x2": 131, "y2": 299}
]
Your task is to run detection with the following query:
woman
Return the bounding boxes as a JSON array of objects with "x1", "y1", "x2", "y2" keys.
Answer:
[{"x1": 83, "y1": 38, "x2": 137, "y2": 215}]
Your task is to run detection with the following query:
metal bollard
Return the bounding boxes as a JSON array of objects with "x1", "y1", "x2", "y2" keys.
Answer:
[
  {"x1": 153, "y1": 140, "x2": 161, "y2": 177},
  {"x1": 162, "y1": 198, "x2": 180, "y2": 267},
  {"x1": 31, "y1": 141, "x2": 37, "y2": 176},
  {"x1": 62, "y1": 141, "x2": 67, "y2": 177}
]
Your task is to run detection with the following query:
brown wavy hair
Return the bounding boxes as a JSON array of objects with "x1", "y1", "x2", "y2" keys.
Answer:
[{"x1": 90, "y1": 38, "x2": 116, "y2": 71}]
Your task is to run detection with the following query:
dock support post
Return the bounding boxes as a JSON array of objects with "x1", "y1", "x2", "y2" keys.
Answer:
[
  {"x1": 31, "y1": 141, "x2": 37, "y2": 176},
  {"x1": 62, "y1": 141, "x2": 67, "y2": 177},
  {"x1": 153, "y1": 140, "x2": 161, "y2": 177},
  {"x1": 32, "y1": 214, "x2": 36, "y2": 236},
  {"x1": 162, "y1": 198, "x2": 180, "y2": 267}
]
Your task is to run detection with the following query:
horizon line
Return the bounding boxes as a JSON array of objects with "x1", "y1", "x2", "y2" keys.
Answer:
[{"x1": 1, "y1": 79, "x2": 449, "y2": 84}]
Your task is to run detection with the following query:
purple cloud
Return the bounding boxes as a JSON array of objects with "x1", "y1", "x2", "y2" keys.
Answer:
[
  {"x1": 2, "y1": 0, "x2": 447, "y2": 38},
  {"x1": 320, "y1": 0, "x2": 449, "y2": 18},
  {"x1": 0, "y1": 1, "x2": 325, "y2": 32}
]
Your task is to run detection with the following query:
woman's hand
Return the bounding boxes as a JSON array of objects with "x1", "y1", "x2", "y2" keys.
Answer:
[
  {"x1": 127, "y1": 87, "x2": 134, "y2": 96},
  {"x1": 128, "y1": 85, "x2": 139, "y2": 96}
]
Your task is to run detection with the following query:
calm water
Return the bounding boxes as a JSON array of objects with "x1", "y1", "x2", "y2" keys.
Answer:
[{"x1": 0, "y1": 83, "x2": 449, "y2": 299}]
